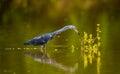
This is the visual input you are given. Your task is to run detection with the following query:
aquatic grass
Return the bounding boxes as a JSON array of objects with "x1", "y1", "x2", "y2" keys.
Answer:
[
  {"x1": 81, "y1": 24, "x2": 101, "y2": 69},
  {"x1": 71, "y1": 45, "x2": 75, "y2": 53}
]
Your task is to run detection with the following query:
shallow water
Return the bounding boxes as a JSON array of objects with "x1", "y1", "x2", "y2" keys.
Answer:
[
  {"x1": 0, "y1": 41, "x2": 120, "y2": 74},
  {"x1": 0, "y1": 17, "x2": 120, "y2": 74}
]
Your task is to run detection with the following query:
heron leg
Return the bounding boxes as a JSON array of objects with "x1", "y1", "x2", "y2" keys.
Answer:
[{"x1": 41, "y1": 45, "x2": 46, "y2": 54}]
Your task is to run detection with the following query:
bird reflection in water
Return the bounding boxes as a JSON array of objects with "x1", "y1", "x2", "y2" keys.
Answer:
[
  {"x1": 24, "y1": 51, "x2": 78, "y2": 73},
  {"x1": 24, "y1": 25, "x2": 79, "y2": 73}
]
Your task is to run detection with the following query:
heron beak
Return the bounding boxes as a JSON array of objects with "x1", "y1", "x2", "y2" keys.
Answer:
[{"x1": 73, "y1": 28, "x2": 80, "y2": 35}]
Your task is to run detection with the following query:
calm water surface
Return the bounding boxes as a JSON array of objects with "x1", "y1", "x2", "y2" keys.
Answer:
[{"x1": 0, "y1": 24, "x2": 120, "y2": 74}]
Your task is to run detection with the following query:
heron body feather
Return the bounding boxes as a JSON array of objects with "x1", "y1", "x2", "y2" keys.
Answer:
[{"x1": 24, "y1": 25, "x2": 79, "y2": 46}]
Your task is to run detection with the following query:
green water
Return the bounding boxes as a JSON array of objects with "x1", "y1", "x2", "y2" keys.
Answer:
[
  {"x1": 0, "y1": 21, "x2": 120, "y2": 74},
  {"x1": 0, "y1": 1, "x2": 120, "y2": 74}
]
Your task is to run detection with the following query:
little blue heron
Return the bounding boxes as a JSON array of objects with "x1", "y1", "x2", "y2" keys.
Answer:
[{"x1": 24, "y1": 25, "x2": 80, "y2": 53}]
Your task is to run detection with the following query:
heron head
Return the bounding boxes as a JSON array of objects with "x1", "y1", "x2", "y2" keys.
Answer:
[
  {"x1": 67, "y1": 25, "x2": 80, "y2": 35},
  {"x1": 67, "y1": 25, "x2": 76, "y2": 29}
]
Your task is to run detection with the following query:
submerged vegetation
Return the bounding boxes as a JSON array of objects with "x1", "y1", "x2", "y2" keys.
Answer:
[
  {"x1": 1, "y1": 0, "x2": 120, "y2": 74},
  {"x1": 81, "y1": 24, "x2": 101, "y2": 71}
]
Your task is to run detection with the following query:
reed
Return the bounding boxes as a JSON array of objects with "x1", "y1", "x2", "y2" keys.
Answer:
[{"x1": 81, "y1": 24, "x2": 101, "y2": 68}]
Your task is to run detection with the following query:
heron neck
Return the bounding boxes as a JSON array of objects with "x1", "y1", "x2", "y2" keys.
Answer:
[{"x1": 54, "y1": 26, "x2": 71, "y2": 35}]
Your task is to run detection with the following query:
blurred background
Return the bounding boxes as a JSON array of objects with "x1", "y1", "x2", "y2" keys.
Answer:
[{"x1": 0, "y1": 0, "x2": 120, "y2": 74}]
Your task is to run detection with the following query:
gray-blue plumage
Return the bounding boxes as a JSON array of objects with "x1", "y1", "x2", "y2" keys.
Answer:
[
  {"x1": 24, "y1": 25, "x2": 79, "y2": 46},
  {"x1": 24, "y1": 32, "x2": 56, "y2": 46}
]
